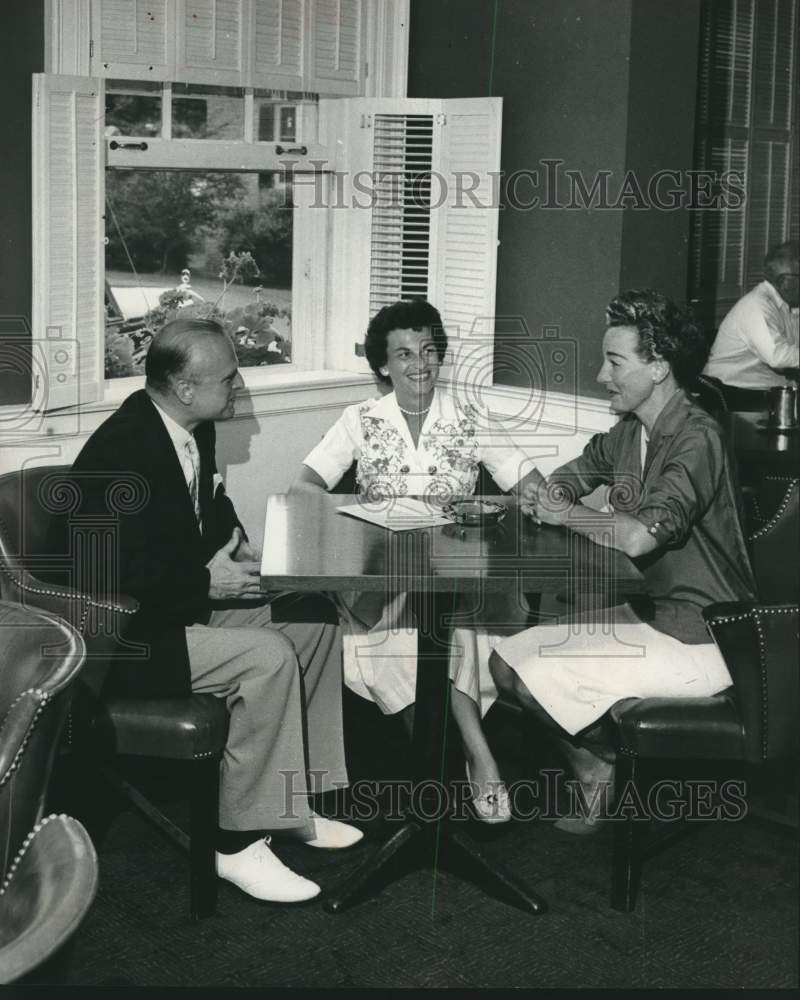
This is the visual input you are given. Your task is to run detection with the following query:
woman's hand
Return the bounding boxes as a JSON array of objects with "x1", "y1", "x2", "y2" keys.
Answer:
[{"x1": 521, "y1": 481, "x2": 574, "y2": 527}]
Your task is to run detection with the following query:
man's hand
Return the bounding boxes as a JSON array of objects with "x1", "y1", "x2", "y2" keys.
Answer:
[
  {"x1": 231, "y1": 531, "x2": 262, "y2": 563},
  {"x1": 207, "y1": 528, "x2": 263, "y2": 600}
]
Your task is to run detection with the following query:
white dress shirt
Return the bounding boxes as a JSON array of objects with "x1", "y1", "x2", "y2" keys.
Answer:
[
  {"x1": 704, "y1": 280, "x2": 799, "y2": 389},
  {"x1": 151, "y1": 399, "x2": 201, "y2": 522}
]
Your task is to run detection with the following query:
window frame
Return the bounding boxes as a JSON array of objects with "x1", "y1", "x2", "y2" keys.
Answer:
[
  {"x1": 103, "y1": 103, "x2": 331, "y2": 394},
  {"x1": 28, "y1": 0, "x2": 411, "y2": 414}
]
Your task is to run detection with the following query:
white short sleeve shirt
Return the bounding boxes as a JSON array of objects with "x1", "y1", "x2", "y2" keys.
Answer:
[{"x1": 303, "y1": 389, "x2": 536, "y2": 499}]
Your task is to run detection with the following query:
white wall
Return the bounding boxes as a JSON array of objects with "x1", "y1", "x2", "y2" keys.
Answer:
[{"x1": 1, "y1": 380, "x2": 614, "y2": 551}]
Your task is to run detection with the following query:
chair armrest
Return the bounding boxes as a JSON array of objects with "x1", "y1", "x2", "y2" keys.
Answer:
[
  {"x1": 0, "y1": 689, "x2": 50, "y2": 787},
  {"x1": 1, "y1": 564, "x2": 140, "y2": 697},
  {"x1": 0, "y1": 814, "x2": 98, "y2": 984},
  {"x1": 703, "y1": 601, "x2": 799, "y2": 762},
  {"x1": 0, "y1": 562, "x2": 139, "y2": 620}
]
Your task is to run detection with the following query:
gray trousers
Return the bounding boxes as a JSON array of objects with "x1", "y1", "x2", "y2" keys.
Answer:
[{"x1": 186, "y1": 599, "x2": 347, "y2": 830}]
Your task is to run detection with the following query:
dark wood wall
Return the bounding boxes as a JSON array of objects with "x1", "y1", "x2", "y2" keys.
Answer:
[
  {"x1": 0, "y1": 1, "x2": 43, "y2": 405},
  {"x1": 408, "y1": 0, "x2": 702, "y2": 399}
]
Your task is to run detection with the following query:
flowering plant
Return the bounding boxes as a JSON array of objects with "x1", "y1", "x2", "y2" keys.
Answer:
[{"x1": 104, "y1": 251, "x2": 291, "y2": 377}]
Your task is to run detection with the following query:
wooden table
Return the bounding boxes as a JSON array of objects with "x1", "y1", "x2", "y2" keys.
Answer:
[
  {"x1": 725, "y1": 410, "x2": 800, "y2": 479},
  {"x1": 260, "y1": 493, "x2": 646, "y2": 915}
]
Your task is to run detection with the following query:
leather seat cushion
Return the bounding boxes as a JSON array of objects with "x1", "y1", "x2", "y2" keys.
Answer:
[
  {"x1": 92, "y1": 694, "x2": 229, "y2": 760},
  {"x1": 609, "y1": 690, "x2": 745, "y2": 759}
]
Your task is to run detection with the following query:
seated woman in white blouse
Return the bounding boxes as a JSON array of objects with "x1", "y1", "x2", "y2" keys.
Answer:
[{"x1": 290, "y1": 300, "x2": 542, "y2": 822}]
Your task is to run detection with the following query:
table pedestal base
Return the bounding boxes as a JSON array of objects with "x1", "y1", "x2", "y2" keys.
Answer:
[
  {"x1": 323, "y1": 818, "x2": 547, "y2": 914},
  {"x1": 325, "y1": 590, "x2": 548, "y2": 916}
]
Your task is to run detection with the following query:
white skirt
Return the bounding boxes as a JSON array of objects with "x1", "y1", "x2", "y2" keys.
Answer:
[
  {"x1": 493, "y1": 606, "x2": 733, "y2": 736},
  {"x1": 339, "y1": 590, "x2": 528, "y2": 717}
]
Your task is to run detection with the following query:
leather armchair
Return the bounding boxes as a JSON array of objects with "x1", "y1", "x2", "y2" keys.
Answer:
[
  {"x1": 607, "y1": 478, "x2": 799, "y2": 911},
  {"x1": 690, "y1": 373, "x2": 728, "y2": 422},
  {"x1": 0, "y1": 600, "x2": 97, "y2": 983},
  {"x1": 0, "y1": 466, "x2": 229, "y2": 920}
]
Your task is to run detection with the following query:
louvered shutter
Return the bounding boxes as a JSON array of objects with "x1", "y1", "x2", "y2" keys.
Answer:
[
  {"x1": 689, "y1": 136, "x2": 749, "y2": 298},
  {"x1": 689, "y1": 0, "x2": 797, "y2": 324},
  {"x1": 320, "y1": 96, "x2": 501, "y2": 375},
  {"x1": 90, "y1": 0, "x2": 174, "y2": 80},
  {"x1": 320, "y1": 97, "x2": 435, "y2": 372},
  {"x1": 430, "y1": 98, "x2": 502, "y2": 385},
  {"x1": 32, "y1": 74, "x2": 104, "y2": 410},
  {"x1": 176, "y1": 0, "x2": 246, "y2": 85},
  {"x1": 309, "y1": 0, "x2": 364, "y2": 95},
  {"x1": 250, "y1": 0, "x2": 306, "y2": 90},
  {"x1": 744, "y1": 0, "x2": 797, "y2": 288},
  {"x1": 369, "y1": 112, "x2": 435, "y2": 311}
]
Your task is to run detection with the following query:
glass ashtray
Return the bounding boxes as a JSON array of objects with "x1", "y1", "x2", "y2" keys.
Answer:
[{"x1": 442, "y1": 500, "x2": 507, "y2": 526}]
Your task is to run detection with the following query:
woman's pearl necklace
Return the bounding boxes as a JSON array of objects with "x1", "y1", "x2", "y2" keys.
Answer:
[{"x1": 398, "y1": 403, "x2": 431, "y2": 416}]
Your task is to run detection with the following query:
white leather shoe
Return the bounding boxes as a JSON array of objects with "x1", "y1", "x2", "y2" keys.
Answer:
[
  {"x1": 465, "y1": 762, "x2": 512, "y2": 824},
  {"x1": 216, "y1": 837, "x2": 321, "y2": 902},
  {"x1": 278, "y1": 812, "x2": 364, "y2": 850}
]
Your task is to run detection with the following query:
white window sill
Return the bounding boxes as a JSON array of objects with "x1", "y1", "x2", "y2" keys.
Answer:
[
  {"x1": 91, "y1": 368, "x2": 376, "y2": 416},
  {"x1": 0, "y1": 371, "x2": 614, "y2": 449},
  {"x1": 0, "y1": 369, "x2": 377, "y2": 446}
]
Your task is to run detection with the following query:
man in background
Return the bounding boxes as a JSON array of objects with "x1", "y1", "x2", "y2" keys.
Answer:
[{"x1": 704, "y1": 239, "x2": 799, "y2": 409}]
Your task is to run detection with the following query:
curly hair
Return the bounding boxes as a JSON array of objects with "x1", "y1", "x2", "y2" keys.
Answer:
[
  {"x1": 605, "y1": 289, "x2": 708, "y2": 387},
  {"x1": 364, "y1": 300, "x2": 448, "y2": 383}
]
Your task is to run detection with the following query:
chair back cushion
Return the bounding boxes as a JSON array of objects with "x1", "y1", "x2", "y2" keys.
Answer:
[
  {"x1": 704, "y1": 602, "x2": 799, "y2": 763},
  {"x1": 0, "y1": 466, "x2": 73, "y2": 561},
  {"x1": 0, "y1": 601, "x2": 85, "y2": 876},
  {"x1": 690, "y1": 374, "x2": 728, "y2": 421},
  {"x1": 749, "y1": 480, "x2": 800, "y2": 604},
  {"x1": 0, "y1": 466, "x2": 75, "y2": 607}
]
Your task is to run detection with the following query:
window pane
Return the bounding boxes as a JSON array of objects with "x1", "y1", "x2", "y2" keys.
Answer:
[
  {"x1": 279, "y1": 106, "x2": 297, "y2": 142},
  {"x1": 104, "y1": 170, "x2": 293, "y2": 379},
  {"x1": 106, "y1": 79, "x2": 162, "y2": 137},
  {"x1": 172, "y1": 85, "x2": 245, "y2": 140},
  {"x1": 257, "y1": 102, "x2": 276, "y2": 142},
  {"x1": 255, "y1": 92, "x2": 318, "y2": 143}
]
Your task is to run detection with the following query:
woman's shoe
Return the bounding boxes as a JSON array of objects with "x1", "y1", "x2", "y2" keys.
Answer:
[
  {"x1": 465, "y1": 761, "x2": 512, "y2": 824},
  {"x1": 554, "y1": 776, "x2": 613, "y2": 835}
]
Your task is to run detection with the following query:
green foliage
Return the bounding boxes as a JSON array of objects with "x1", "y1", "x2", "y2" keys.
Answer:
[
  {"x1": 105, "y1": 328, "x2": 144, "y2": 378},
  {"x1": 218, "y1": 250, "x2": 261, "y2": 291},
  {"x1": 105, "y1": 171, "x2": 244, "y2": 274},
  {"x1": 214, "y1": 187, "x2": 293, "y2": 287},
  {"x1": 105, "y1": 253, "x2": 292, "y2": 376}
]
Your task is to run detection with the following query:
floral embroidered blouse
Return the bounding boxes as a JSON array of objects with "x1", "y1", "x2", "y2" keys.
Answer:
[{"x1": 303, "y1": 389, "x2": 534, "y2": 501}]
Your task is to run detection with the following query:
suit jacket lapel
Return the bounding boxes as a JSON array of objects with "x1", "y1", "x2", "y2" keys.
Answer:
[
  {"x1": 131, "y1": 391, "x2": 203, "y2": 539},
  {"x1": 195, "y1": 422, "x2": 215, "y2": 537}
]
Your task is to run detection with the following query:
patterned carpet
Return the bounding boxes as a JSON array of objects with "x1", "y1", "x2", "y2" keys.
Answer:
[{"x1": 26, "y1": 696, "x2": 799, "y2": 990}]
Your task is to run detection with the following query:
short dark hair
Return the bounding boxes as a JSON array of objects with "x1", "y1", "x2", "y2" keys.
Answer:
[
  {"x1": 764, "y1": 239, "x2": 799, "y2": 281},
  {"x1": 605, "y1": 289, "x2": 708, "y2": 388},
  {"x1": 364, "y1": 300, "x2": 448, "y2": 383},
  {"x1": 145, "y1": 317, "x2": 228, "y2": 392}
]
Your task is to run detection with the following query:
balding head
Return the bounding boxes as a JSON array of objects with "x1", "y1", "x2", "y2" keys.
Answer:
[
  {"x1": 145, "y1": 317, "x2": 243, "y2": 429},
  {"x1": 145, "y1": 317, "x2": 228, "y2": 392},
  {"x1": 764, "y1": 240, "x2": 799, "y2": 308}
]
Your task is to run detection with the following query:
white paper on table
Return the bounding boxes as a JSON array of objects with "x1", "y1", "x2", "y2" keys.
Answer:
[{"x1": 336, "y1": 498, "x2": 452, "y2": 532}]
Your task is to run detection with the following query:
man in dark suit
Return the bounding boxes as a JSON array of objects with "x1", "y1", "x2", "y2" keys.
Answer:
[{"x1": 57, "y1": 317, "x2": 361, "y2": 903}]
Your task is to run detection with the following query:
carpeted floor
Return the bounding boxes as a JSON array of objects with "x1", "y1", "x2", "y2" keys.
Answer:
[{"x1": 27, "y1": 694, "x2": 799, "y2": 990}]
